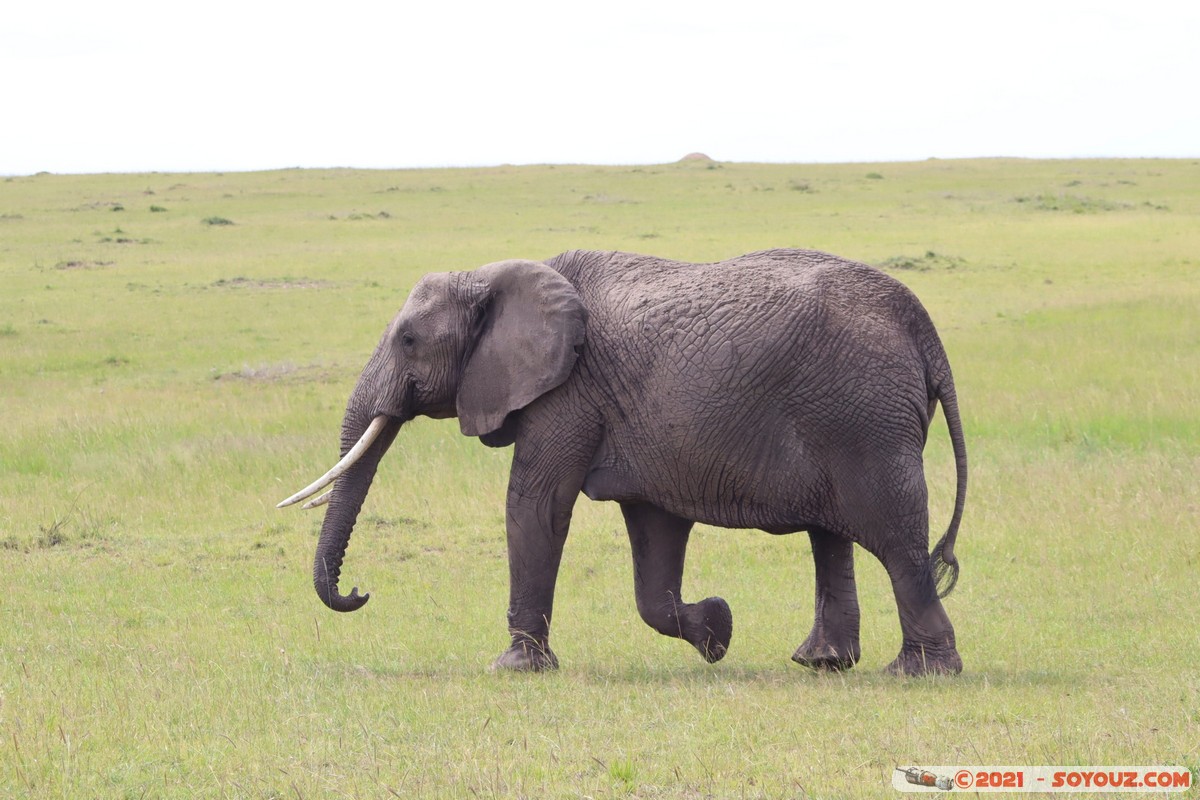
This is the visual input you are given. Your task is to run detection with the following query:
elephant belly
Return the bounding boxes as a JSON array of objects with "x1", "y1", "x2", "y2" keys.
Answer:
[{"x1": 580, "y1": 427, "x2": 827, "y2": 533}]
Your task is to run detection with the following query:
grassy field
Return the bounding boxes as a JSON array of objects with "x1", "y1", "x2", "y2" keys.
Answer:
[{"x1": 1, "y1": 158, "x2": 1198, "y2": 798}]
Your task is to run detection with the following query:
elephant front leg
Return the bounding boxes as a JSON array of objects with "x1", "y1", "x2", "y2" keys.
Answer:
[
  {"x1": 490, "y1": 488, "x2": 574, "y2": 672},
  {"x1": 622, "y1": 503, "x2": 732, "y2": 663},
  {"x1": 489, "y1": 407, "x2": 603, "y2": 673},
  {"x1": 792, "y1": 528, "x2": 861, "y2": 671}
]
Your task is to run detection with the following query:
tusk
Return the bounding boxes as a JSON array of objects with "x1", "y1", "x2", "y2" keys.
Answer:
[
  {"x1": 302, "y1": 489, "x2": 333, "y2": 510},
  {"x1": 277, "y1": 416, "x2": 389, "y2": 509}
]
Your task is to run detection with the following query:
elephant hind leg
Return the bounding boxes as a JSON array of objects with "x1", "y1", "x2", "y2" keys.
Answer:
[
  {"x1": 835, "y1": 457, "x2": 962, "y2": 676},
  {"x1": 621, "y1": 503, "x2": 732, "y2": 663},
  {"x1": 792, "y1": 527, "x2": 861, "y2": 671},
  {"x1": 862, "y1": 529, "x2": 961, "y2": 676},
  {"x1": 881, "y1": 552, "x2": 962, "y2": 675}
]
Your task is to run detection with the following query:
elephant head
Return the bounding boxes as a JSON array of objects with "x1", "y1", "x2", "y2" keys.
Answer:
[{"x1": 278, "y1": 259, "x2": 587, "y2": 612}]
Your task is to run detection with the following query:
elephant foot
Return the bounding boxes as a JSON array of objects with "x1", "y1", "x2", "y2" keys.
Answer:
[
  {"x1": 490, "y1": 639, "x2": 559, "y2": 673},
  {"x1": 688, "y1": 597, "x2": 733, "y2": 664},
  {"x1": 885, "y1": 645, "x2": 962, "y2": 677},
  {"x1": 791, "y1": 636, "x2": 860, "y2": 672}
]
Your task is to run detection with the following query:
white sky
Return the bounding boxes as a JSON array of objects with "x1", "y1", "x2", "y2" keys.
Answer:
[{"x1": 2, "y1": 0, "x2": 1197, "y2": 175}]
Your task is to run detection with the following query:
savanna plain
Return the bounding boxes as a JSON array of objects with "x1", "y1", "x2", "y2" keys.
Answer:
[{"x1": 1, "y1": 158, "x2": 1197, "y2": 799}]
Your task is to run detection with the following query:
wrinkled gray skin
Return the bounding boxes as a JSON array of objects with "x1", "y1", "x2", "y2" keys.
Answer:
[{"x1": 310, "y1": 249, "x2": 967, "y2": 676}]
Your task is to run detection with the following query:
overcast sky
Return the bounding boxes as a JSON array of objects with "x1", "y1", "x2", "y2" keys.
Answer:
[{"x1": 2, "y1": 0, "x2": 1197, "y2": 175}]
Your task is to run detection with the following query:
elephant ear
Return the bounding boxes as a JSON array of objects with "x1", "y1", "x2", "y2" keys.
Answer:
[{"x1": 457, "y1": 259, "x2": 587, "y2": 438}]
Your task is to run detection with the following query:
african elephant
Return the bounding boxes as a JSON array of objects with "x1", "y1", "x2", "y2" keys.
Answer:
[{"x1": 279, "y1": 249, "x2": 968, "y2": 676}]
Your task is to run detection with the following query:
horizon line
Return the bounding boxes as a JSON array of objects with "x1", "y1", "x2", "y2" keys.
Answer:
[{"x1": 6, "y1": 153, "x2": 1199, "y2": 179}]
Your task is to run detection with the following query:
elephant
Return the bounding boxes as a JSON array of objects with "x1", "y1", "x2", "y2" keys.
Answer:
[{"x1": 279, "y1": 248, "x2": 968, "y2": 676}]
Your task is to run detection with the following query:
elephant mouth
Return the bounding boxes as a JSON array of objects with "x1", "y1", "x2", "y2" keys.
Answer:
[{"x1": 277, "y1": 415, "x2": 392, "y2": 509}]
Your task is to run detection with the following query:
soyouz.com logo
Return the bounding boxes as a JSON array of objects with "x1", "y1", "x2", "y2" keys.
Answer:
[{"x1": 893, "y1": 766, "x2": 1193, "y2": 792}]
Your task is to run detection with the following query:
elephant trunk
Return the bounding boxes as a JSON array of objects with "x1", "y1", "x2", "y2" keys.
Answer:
[
  {"x1": 311, "y1": 413, "x2": 401, "y2": 612},
  {"x1": 279, "y1": 353, "x2": 408, "y2": 612}
]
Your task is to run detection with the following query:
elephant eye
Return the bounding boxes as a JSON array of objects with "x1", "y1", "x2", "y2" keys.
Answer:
[{"x1": 400, "y1": 331, "x2": 416, "y2": 348}]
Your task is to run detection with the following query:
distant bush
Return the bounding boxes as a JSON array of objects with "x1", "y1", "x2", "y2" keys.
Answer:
[
  {"x1": 866, "y1": 172, "x2": 884, "y2": 180},
  {"x1": 1014, "y1": 194, "x2": 1128, "y2": 213},
  {"x1": 876, "y1": 251, "x2": 966, "y2": 272},
  {"x1": 36, "y1": 523, "x2": 68, "y2": 548},
  {"x1": 202, "y1": 216, "x2": 234, "y2": 226},
  {"x1": 150, "y1": 205, "x2": 168, "y2": 213},
  {"x1": 55, "y1": 260, "x2": 114, "y2": 270}
]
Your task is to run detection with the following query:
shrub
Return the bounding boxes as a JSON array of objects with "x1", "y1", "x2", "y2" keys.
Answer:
[
  {"x1": 1014, "y1": 194, "x2": 1127, "y2": 213},
  {"x1": 876, "y1": 251, "x2": 966, "y2": 272}
]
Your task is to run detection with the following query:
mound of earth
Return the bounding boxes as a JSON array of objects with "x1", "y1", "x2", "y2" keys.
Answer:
[{"x1": 678, "y1": 152, "x2": 715, "y2": 163}]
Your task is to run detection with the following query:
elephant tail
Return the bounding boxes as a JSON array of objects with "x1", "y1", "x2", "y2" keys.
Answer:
[{"x1": 931, "y1": 375, "x2": 967, "y2": 599}]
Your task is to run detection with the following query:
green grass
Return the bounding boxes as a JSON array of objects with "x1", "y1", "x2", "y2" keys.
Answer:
[{"x1": 2, "y1": 159, "x2": 1198, "y2": 798}]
